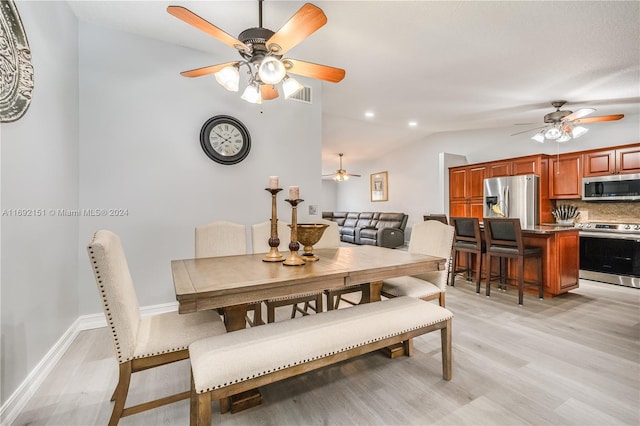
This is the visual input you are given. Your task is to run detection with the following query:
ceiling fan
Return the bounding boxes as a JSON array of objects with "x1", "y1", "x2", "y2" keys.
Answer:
[
  {"x1": 167, "y1": 1, "x2": 345, "y2": 104},
  {"x1": 512, "y1": 100, "x2": 624, "y2": 143},
  {"x1": 323, "y1": 153, "x2": 361, "y2": 181}
]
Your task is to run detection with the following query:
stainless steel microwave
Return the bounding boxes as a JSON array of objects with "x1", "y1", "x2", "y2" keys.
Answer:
[{"x1": 582, "y1": 173, "x2": 640, "y2": 201}]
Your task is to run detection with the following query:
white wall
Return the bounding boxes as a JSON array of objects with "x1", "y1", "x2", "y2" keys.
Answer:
[
  {"x1": 76, "y1": 23, "x2": 323, "y2": 313},
  {"x1": 0, "y1": 1, "x2": 79, "y2": 405},
  {"x1": 331, "y1": 116, "x2": 640, "y2": 241}
]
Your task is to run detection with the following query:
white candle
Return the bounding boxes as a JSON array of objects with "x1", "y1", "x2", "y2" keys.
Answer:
[
  {"x1": 289, "y1": 186, "x2": 299, "y2": 200},
  {"x1": 269, "y1": 176, "x2": 279, "y2": 189}
]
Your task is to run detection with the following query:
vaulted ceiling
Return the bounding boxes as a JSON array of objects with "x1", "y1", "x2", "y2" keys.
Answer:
[{"x1": 68, "y1": 1, "x2": 640, "y2": 173}]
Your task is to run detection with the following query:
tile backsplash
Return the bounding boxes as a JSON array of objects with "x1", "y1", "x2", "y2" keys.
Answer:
[{"x1": 565, "y1": 200, "x2": 640, "y2": 224}]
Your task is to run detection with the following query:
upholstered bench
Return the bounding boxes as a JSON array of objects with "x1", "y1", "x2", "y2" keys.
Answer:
[{"x1": 188, "y1": 296, "x2": 453, "y2": 425}]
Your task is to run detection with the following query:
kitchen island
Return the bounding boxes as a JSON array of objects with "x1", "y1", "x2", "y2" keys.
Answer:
[
  {"x1": 520, "y1": 225, "x2": 580, "y2": 296},
  {"x1": 463, "y1": 224, "x2": 579, "y2": 297}
]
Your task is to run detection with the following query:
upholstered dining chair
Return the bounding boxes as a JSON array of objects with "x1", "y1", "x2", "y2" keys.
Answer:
[
  {"x1": 87, "y1": 230, "x2": 226, "y2": 426},
  {"x1": 381, "y1": 220, "x2": 455, "y2": 307},
  {"x1": 251, "y1": 220, "x2": 325, "y2": 323},
  {"x1": 195, "y1": 220, "x2": 262, "y2": 326}
]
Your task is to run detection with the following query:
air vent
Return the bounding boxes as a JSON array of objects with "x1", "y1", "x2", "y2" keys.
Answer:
[{"x1": 288, "y1": 86, "x2": 312, "y2": 104}]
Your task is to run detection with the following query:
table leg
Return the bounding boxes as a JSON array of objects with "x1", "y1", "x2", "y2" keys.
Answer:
[
  {"x1": 222, "y1": 305, "x2": 250, "y2": 332},
  {"x1": 220, "y1": 304, "x2": 263, "y2": 414},
  {"x1": 361, "y1": 280, "x2": 383, "y2": 303}
]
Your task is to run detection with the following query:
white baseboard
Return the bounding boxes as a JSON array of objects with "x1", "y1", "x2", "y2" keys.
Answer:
[{"x1": 0, "y1": 301, "x2": 178, "y2": 425}]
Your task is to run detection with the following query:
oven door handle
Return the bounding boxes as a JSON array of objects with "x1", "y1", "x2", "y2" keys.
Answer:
[{"x1": 580, "y1": 231, "x2": 640, "y2": 241}]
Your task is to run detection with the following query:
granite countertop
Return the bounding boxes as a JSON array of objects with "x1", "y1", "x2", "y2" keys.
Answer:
[
  {"x1": 522, "y1": 224, "x2": 579, "y2": 234},
  {"x1": 478, "y1": 222, "x2": 578, "y2": 234}
]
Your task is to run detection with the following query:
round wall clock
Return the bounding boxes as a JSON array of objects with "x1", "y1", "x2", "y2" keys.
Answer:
[{"x1": 199, "y1": 115, "x2": 251, "y2": 165}]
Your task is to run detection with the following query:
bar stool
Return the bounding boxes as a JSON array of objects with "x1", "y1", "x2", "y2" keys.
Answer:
[
  {"x1": 483, "y1": 218, "x2": 543, "y2": 306},
  {"x1": 423, "y1": 214, "x2": 448, "y2": 224},
  {"x1": 450, "y1": 217, "x2": 485, "y2": 293}
]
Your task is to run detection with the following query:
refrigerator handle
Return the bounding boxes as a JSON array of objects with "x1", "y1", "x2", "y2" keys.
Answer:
[{"x1": 504, "y1": 186, "x2": 509, "y2": 217}]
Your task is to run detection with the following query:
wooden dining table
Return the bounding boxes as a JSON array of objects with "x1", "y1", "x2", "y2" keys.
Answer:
[{"x1": 172, "y1": 245, "x2": 446, "y2": 332}]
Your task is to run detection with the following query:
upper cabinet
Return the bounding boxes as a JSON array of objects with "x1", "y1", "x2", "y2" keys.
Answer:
[
  {"x1": 449, "y1": 164, "x2": 486, "y2": 221},
  {"x1": 583, "y1": 145, "x2": 640, "y2": 177},
  {"x1": 549, "y1": 153, "x2": 582, "y2": 199},
  {"x1": 488, "y1": 155, "x2": 543, "y2": 177}
]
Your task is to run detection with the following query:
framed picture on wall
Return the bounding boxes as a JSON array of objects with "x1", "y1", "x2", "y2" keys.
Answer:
[{"x1": 370, "y1": 171, "x2": 388, "y2": 202}]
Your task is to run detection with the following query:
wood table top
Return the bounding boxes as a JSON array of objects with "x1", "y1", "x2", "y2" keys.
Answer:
[{"x1": 172, "y1": 245, "x2": 445, "y2": 314}]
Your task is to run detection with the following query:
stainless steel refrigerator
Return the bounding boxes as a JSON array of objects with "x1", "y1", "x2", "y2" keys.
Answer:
[{"x1": 483, "y1": 174, "x2": 539, "y2": 228}]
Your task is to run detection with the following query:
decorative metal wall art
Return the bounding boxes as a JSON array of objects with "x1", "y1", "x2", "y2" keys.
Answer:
[{"x1": 1, "y1": 0, "x2": 34, "y2": 122}]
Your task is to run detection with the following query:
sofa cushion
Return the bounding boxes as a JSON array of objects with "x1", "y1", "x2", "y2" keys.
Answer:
[{"x1": 359, "y1": 228, "x2": 378, "y2": 240}]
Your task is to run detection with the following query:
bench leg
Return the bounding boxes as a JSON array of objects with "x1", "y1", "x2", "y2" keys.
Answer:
[
  {"x1": 441, "y1": 319, "x2": 452, "y2": 381},
  {"x1": 195, "y1": 392, "x2": 211, "y2": 426},
  {"x1": 403, "y1": 338, "x2": 414, "y2": 357}
]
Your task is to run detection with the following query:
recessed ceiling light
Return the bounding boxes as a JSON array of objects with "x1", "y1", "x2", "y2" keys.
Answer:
[
  {"x1": 408, "y1": 121, "x2": 418, "y2": 127},
  {"x1": 365, "y1": 111, "x2": 375, "y2": 118}
]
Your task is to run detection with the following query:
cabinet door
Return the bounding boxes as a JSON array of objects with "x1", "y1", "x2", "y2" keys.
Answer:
[
  {"x1": 469, "y1": 166, "x2": 486, "y2": 198},
  {"x1": 470, "y1": 201, "x2": 485, "y2": 222},
  {"x1": 511, "y1": 156, "x2": 539, "y2": 175},
  {"x1": 616, "y1": 146, "x2": 640, "y2": 174},
  {"x1": 449, "y1": 200, "x2": 469, "y2": 218},
  {"x1": 583, "y1": 149, "x2": 615, "y2": 176},
  {"x1": 488, "y1": 161, "x2": 510, "y2": 177},
  {"x1": 450, "y1": 168, "x2": 468, "y2": 200},
  {"x1": 549, "y1": 154, "x2": 582, "y2": 199}
]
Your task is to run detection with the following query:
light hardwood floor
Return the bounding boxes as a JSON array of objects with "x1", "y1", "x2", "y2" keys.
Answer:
[{"x1": 13, "y1": 279, "x2": 640, "y2": 426}]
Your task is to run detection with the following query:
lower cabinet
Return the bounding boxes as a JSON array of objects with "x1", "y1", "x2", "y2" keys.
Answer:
[
  {"x1": 453, "y1": 229, "x2": 579, "y2": 297},
  {"x1": 521, "y1": 230, "x2": 580, "y2": 296}
]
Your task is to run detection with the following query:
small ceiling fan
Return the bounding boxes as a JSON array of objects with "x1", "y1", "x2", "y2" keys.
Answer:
[
  {"x1": 323, "y1": 153, "x2": 361, "y2": 181},
  {"x1": 167, "y1": 1, "x2": 345, "y2": 103},
  {"x1": 512, "y1": 100, "x2": 624, "y2": 143}
]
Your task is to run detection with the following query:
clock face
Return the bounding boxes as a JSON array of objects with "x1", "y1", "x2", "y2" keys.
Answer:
[{"x1": 200, "y1": 116, "x2": 251, "y2": 165}]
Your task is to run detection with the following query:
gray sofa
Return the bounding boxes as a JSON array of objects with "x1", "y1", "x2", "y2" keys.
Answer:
[{"x1": 321, "y1": 211, "x2": 408, "y2": 249}]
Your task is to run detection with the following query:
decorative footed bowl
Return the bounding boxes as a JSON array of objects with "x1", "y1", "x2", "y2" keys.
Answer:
[{"x1": 294, "y1": 223, "x2": 329, "y2": 261}]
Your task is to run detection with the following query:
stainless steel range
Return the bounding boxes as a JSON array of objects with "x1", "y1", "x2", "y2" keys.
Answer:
[{"x1": 575, "y1": 222, "x2": 640, "y2": 288}]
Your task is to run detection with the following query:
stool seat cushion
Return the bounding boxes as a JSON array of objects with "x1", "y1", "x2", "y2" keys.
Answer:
[
  {"x1": 489, "y1": 246, "x2": 541, "y2": 256},
  {"x1": 382, "y1": 276, "x2": 441, "y2": 299},
  {"x1": 189, "y1": 297, "x2": 452, "y2": 393},
  {"x1": 453, "y1": 241, "x2": 485, "y2": 251}
]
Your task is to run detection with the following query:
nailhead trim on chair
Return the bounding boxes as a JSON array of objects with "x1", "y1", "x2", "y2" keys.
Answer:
[
  {"x1": 267, "y1": 291, "x2": 324, "y2": 302},
  {"x1": 88, "y1": 232, "x2": 127, "y2": 361}
]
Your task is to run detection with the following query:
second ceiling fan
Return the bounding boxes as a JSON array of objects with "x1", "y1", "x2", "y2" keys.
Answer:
[
  {"x1": 323, "y1": 153, "x2": 361, "y2": 181},
  {"x1": 167, "y1": 1, "x2": 345, "y2": 103}
]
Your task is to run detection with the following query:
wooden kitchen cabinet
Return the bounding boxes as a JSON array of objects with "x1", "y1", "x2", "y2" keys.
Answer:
[
  {"x1": 583, "y1": 145, "x2": 640, "y2": 176},
  {"x1": 549, "y1": 153, "x2": 582, "y2": 199},
  {"x1": 449, "y1": 164, "x2": 486, "y2": 221},
  {"x1": 488, "y1": 155, "x2": 543, "y2": 177}
]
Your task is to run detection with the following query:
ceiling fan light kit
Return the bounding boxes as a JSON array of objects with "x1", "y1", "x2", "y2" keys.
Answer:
[
  {"x1": 214, "y1": 65, "x2": 240, "y2": 91},
  {"x1": 514, "y1": 100, "x2": 624, "y2": 144},
  {"x1": 323, "y1": 153, "x2": 361, "y2": 181},
  {"x1": 168, "y1": 1, "x2": 345, "y2": 104}
]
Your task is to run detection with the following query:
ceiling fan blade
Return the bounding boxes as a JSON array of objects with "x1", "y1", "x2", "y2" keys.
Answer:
[
  {"x1": 283, "y1": 59, "x2": 345, "y2": 83},
  {"x1": 562, "y1": 108, "x2": 595, "y2": 122},
  {"x1": 572, "y1": 114, "x2": 624, "y2": 125},
  {"x1": 346, "y1": 173, "x2": 361, "y2": 177},
  {"x1": 261, "y1": 84, "x2": 279, "y2": 100},
  {"x1": 266, "y1": 3, "x2": 327, "y2": 55},
  {"x1": 510, "y1": 125, "x2": 547, "y2": 136},
  {"x1": 180, "y1": 62, "x2": 239, "y2": 78},
  {"x1": 167, "y1": 6, "x2": 249, "y2": 52}
]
